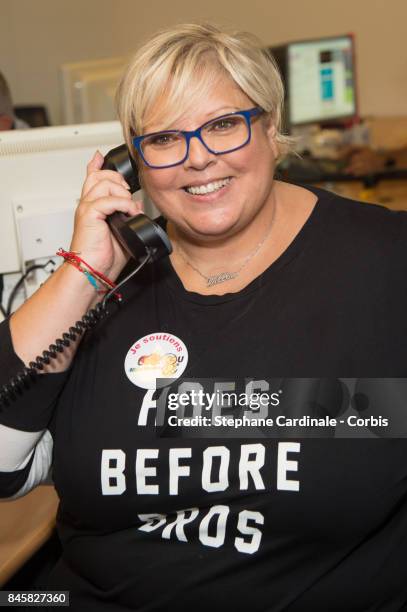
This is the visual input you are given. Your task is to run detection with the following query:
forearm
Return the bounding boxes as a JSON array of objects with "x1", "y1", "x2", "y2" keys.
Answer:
[{"x1": 9, "y1": 262, "x2": 101, "y2": 372}]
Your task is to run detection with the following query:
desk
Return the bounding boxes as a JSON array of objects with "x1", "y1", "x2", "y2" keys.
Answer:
[
  {"x1": 316, "y1": 179, "x2": 407, "y2": 211},
  {"x1": 0, "y1": 485, "x2": 59, "y2": 586}
]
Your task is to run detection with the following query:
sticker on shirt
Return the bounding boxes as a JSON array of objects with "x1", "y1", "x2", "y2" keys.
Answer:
[{"x1": 124, "y1": 332, "x2": 188, "y2": 389}]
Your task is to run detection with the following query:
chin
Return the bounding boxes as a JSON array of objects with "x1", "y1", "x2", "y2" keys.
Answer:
[
  {"x1": 187, "y1": 224, "x2": 240, "y2": 242},
  {"x1": 184, "y1": 211, "x2": 242, "y2": 239}
]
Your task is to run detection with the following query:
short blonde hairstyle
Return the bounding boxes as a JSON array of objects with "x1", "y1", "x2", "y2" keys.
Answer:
[{"x1": 116, "y1": 22, "x2": 292, "y2": 162}]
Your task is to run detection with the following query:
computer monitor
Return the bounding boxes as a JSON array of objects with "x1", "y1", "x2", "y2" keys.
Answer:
[
  {"x1": 270, "y1": 35, "x2": 357, "y2": 128},
  {"x1": 60, "y1": 57, "x2": 127, "y2": 124},
  {"x1": 0, "y1": 121, "x2": 124, "y2": 276}
]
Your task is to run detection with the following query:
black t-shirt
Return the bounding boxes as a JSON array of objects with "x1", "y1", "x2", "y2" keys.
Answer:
[{"x1": 1, "y1": 185, "x2": 407, "y2": 611}]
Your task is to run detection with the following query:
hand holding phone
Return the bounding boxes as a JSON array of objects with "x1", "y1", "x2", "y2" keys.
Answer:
[
  {"x1": 102, "y1": 144, "x2": 172, "y2": 263},
  {"x1": 71, "y1": 145, "x2": 171, "y2": 281},
  {"x1": 69, "y1": 150, "x2": 145, "y2": 281}
]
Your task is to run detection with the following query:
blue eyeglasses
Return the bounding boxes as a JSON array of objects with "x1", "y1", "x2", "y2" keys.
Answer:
[{"x1": 133, "y1": 107, "x2": 264, "y2": 169}]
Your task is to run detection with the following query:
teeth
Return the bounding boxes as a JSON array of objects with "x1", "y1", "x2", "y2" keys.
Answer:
[{"x1": 185, "y1": 177, "x2": 231, "y2": 195}]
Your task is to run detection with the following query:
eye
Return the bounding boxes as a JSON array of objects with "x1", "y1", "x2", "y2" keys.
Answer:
[
  {"x1": 208, "y1": 117, "x2": 239, "y2": 131},
  {"x1": 146, "y1": 133, "x2": 180, "y2": 146}
]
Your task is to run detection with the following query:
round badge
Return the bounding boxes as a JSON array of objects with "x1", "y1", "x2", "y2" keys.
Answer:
[{"x1": 124, "y1": 332, "x2": 188, "y2": 389}]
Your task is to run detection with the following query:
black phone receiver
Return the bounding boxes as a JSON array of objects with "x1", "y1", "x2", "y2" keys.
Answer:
[{"x1": 101, "y1": 144, "x2": 172, "y2": 262}]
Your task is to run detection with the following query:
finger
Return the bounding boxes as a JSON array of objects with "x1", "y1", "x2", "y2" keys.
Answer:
[
  {"x1": 132, "y1": 199, "x2": 144, "y2": 214},
  {"x1": 82, "y1": 170, "x2": 130, "y2": 199},
  {"x1": 80, "y1": 197, "x2": 143, "y2": 220},
  {"x1": 83, "y1": 180, "x2": 132, "y2": 202},
  {"x1": 86, "y1": 150, "x2": 104, "y2": 176}
]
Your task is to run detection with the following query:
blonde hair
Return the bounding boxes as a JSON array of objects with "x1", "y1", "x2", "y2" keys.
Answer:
[{"x1": 116, "y1": 22, "x2": 292, "y2": 162}]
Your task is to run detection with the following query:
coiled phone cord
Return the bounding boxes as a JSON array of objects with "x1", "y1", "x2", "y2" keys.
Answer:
[{"x1": 0, "y1": 252, "x2": 152, "y2": 408}]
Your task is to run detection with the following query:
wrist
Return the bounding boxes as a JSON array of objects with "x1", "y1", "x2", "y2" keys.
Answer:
[
  {"x1": 58, "y1": 261, "x2": 100, "y2": 300},
  {"x1": 56, "y1": 250, "x2": 122, "y2": 302}
]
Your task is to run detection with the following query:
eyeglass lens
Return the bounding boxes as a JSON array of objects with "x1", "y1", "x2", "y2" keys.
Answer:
[{"x1": 141, "y1": 114, "x2": 249, "y2": 167}]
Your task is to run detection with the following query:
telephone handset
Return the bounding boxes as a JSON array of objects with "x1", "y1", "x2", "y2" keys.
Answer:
[
  {"x1": 102, "y1": 144, "x2": 172, "y2": 262},
  {"x1": 0, "y1": 145, "x2": 172, "y2": 406}
]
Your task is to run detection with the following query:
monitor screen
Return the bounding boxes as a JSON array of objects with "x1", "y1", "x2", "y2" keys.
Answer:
[
  {"x1": 60, "y1": 57, "x2": 127, "y2": 124},
  {"x1": 288, "y1": 35, "x2": 356, "y2": 126},
  {"x1": 0, "y1": 121, "x2": 147, "y2": 276}
]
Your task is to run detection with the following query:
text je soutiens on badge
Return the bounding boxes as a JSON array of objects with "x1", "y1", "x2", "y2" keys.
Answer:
[{"x1": 124, "y1": 332, "x2": 188, "y2": 389}]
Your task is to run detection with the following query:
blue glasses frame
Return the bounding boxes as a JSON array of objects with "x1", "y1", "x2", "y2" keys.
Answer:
[{"x1": 133, "y1": 107, "x2": 264, "y2": 169}]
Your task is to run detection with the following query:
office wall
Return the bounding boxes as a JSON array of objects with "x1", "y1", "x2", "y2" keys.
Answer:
[{"x1": 0, "y1": 0, "x2": 405, "y2": 125}]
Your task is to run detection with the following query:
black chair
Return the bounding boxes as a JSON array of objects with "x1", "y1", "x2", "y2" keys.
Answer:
[{"x1": 14, "y1": 105, "x2": 50, "y2": 127}]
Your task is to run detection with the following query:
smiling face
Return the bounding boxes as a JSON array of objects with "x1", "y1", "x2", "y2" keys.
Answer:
[{"x1": 139, "y1": 75, "x2": 279, "y2": 243}]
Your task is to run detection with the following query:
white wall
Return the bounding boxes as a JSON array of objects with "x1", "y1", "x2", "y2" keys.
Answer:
[{"x1": 1, "y1": 0, "x2": 406, "y2": 125}]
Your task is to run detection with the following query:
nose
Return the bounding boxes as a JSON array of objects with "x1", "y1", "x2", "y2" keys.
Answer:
[{"x1": 183, "y1": 134, "x2": 216, "y2": 170}]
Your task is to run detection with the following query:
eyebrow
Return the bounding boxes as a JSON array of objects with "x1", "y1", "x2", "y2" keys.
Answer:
[
  {"x1": 152, "y1": 107, "x2": 241, "y2": 133},
  {"x1": 202, "y1": 106, "x2": 240, "y2": 119}
]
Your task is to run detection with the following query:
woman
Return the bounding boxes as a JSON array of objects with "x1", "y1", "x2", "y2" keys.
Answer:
[{"x1": 1, "y1": 22, "x2": 407, "y2": 611}]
